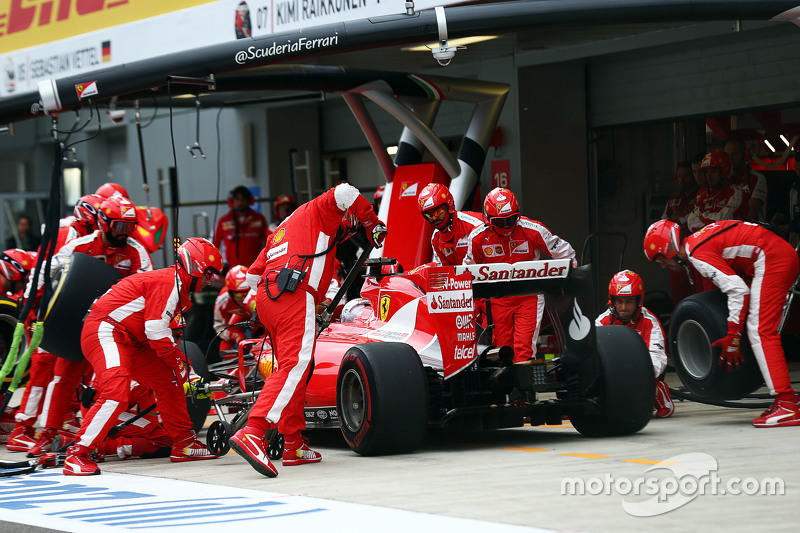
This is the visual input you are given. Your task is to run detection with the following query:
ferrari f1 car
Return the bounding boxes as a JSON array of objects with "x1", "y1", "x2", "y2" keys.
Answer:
[{"x1": 208, "y1": 257, "x2": 656, "y2": 457}]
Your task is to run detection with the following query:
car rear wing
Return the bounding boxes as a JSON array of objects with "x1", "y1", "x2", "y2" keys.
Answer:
[{"x1": 455, "y1": 260, "x2": 591, "y2": 299}]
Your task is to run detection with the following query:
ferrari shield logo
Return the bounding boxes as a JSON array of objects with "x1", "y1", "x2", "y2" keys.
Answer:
[{"x1": 379, "y1": 295, "x2": 391, "y2": 321}]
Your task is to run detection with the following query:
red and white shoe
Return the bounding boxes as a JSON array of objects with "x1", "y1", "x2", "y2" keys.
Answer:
[
  {"x1": 170, "y1": 433, "x2": 219, "y2": 462},
  {"x1": 6, "y1": 424, "x2": 37, "y2": 452},
  {"x1": 63, "y1": 446, "x2": 101, "y2": 476},
  {"x1": 282, "y1": 438, "x2": 322, "y2": 466},
  {"x1": 654, "y1": 380, "x2": 675, "y2": 418},
  {"x1": 752, "y1": 399, "x2": 800, "y2": 428},
  {"x1": 229, "y1": 428, "x2": 278, "y2": 478},
  {"x1": 27, "y1": 428, "x2": 57, "y2": 458}
]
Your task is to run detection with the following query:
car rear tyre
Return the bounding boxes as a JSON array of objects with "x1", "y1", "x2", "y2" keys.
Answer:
[
  {"x1": 183, "y1": 340, "x2": 211, "y2": 433},
  {"x1": 570, "y1": 325, "x2": 655, "y2": 437},
  {"x1": 669, "y1": 290, "x2": 763, "y2": 400},
  {"x1": 337, "y1": 342, "x2": 428, "y2": 456}
]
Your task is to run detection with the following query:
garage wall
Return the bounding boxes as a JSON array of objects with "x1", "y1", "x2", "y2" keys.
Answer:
[
  {"x1": 517, "y1": 62, "x2": 589, "y2": 263},
  {"x1": 589, "y1": 24, "x2": 800, "y2": 128}
]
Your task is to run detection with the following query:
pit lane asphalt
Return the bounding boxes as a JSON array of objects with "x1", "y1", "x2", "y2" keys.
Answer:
[{"x1": 2, "y1": 369, "x2": 798, "y2": 533}]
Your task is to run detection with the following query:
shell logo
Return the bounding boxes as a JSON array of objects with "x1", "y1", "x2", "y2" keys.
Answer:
[{"x1": 273, "y1": 228, "x2": 285, "y2": 244}]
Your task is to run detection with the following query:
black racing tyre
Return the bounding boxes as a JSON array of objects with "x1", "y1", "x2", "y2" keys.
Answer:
[
  {"x1": 336, "y1": 342, "x2": 428, "y2": 456},
  {"x1": 0, "y1": 297, "x2": 23, "y2": 394},
  {"x1": 183, "y1": 340, "x2": 212, "y2": 433},
  {"x1": 40, "y1": 253, "x2": 122, "y2": 362},
  {"x1": 206, "y1": 420, "x2": 232, "y2": 455},
  {"x1": 570, "y1": 325, "x2": 655, "y2": 437},
  {"x1": 669, "y1": 290, "x2": 763, "y2": 401}
]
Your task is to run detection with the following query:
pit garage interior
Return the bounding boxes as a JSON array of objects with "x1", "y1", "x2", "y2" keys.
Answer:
[{"x1": 2, "y1": 2, "x2": 800, "y2": 323}]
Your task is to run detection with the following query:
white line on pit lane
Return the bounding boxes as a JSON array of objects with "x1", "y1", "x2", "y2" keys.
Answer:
[{"x1": 0, "y1": 471, "x2": 554, "y2": 532}]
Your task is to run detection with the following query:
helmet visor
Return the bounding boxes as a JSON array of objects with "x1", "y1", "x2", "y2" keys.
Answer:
[
  {"x1": 0, "y1": 253, "x2": 26, "y2": 280},
  {"x1": 422, "y1": 205, "x2": 447, "y2": 222},
  {"x1": 109, "y1": 220, "x2": 137, "y2": 236},
  {"x1": 489, "y1": 214, "x2": 519, "y2": 229}
]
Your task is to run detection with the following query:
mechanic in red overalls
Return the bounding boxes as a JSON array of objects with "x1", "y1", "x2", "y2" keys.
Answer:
[
  {"x1": 26, "y1": 196, "x2": 154, "y2": 457},
  {"x1": 268, "y1": 193, "x2": 298, "y2": 233},
  {"x1": 213, "y1": 186, "x2": 268, "y2": 270},
  {"x1": 464, "y1": 188, "x2": 577, "y2": 363},
  {"x1": 213, "y1": 265, "x2": 253, "y2": 353},
  {"x1": 63, "y1": 237, "x2": 222, "y2": 475},
  {"x1": 662, "y1": 161, "x2": 702, "y2": 305},
  {"x1": 595, "y1": 270, "x2": 674, "y2": 418},
  {"x1": 725, "y1": 138, "x2": 767, "y2": 222},
  {"x1": 687, "y1": 150, "x2": 742, "y2": 233},
  {"x1": 645, "y1": 219, "x2": 800, "y2": 427},
  {"x1": 417, "y1": 183, "x2": 484, "y2": 266},
  {"x1": 7, "y1": 194, "x2": 105, "y2": 452},
  {"x1": 230, "y1": 183, "x2": 387, "y2": 477}
]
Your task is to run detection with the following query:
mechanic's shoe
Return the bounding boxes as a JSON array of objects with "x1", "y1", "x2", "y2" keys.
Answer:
[
  {"x1": 654, "y1": 380, "x2": 675, "y2": 418},
  {"x1": 229, "y1": 429, "x2": 278, "y2": 478},
  {"x1": 282, "y1": 438, "x2": 322, "y2": 466},
  {"x1": 63, "y1": 446, "x2": 100, "y2": 476},
  {"x1": 27, "y1": 428, "x2": 57, "y2": 457},
  {"x1": 6, "y1": 424, "x2": 36, "y2": 452},
  {"x1": 752, "y1": 399, "x2": 800, "y2": 428},
  {"x1": 170, "y1": 433, "x2": 219, "y2": 462}
]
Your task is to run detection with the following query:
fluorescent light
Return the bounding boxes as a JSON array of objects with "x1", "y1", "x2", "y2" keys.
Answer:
[
  {"x1": 764, "y1": 139, "x2": 776, "y2": 152},
  {"x1": 781, "y1": 134, "x2": 791, "y2": 147},
  {"x1": 386, "y1": 145, "x2": 398, "y2": 155},
  {"x1": 402, "y1": 35, "x2": 498, "y2": 52}
]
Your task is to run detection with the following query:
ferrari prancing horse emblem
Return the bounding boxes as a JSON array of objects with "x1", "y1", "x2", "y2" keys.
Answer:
[{"x1": 379, "y1": 295, "x2": 391, "y2": 321}]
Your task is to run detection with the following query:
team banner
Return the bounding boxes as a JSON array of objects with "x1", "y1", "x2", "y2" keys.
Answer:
[
  {"x1": 427, "y1": 266, "x2": 476, "y2": 379},
  {"x1": 0, "y1": 0, "x2": 470, "y2": 98}
]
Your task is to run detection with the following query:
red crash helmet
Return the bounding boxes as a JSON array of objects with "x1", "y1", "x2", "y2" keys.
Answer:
[
  {"x1": 95, "y1": 182, "x2": 130, "y2": 199},
  {"x1": 643, "y1": 220, "x2": 682, "y2": 262},
  {"x1": 74, "y1": 194, "x2": 104, "y2": 223},
  {"x1": 0, "y1": 249, "x2": 36, "y2": 281},
  {"x1": 177, "y1": 237, "x2": 223, "y2": 278},
  {"x1": 700, "y1": 150, "x2": 732, "y2": 178},
  {"x1": 609, "y1": 270, "x2": 644, "y2": 300},
  {"x1": 273, "y1": 194, "x2": 297, "y2": 219},
  {"x1": 97, "y1": 196, "x2": 139, "y2": 237},
  {"x1": 226, "y1": 265, "x2": 249, "y2": 292},
  {"x1": 417, "y1": 183, "x2": 454, "y2": 230},
  {"x1": 484, "y1": 187, "x2": 519, "y2": 236},
  {"x1": 608, "y1": 270, "x2": 644, "y2": 321},
  {"x1": 374, "y1": 185, "x2": 385, "y2": 202}
]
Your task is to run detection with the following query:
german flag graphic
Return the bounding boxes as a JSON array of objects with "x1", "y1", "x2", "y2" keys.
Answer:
[{"x1": 102, "y1": 41, "x2": 111, "y2": 62}]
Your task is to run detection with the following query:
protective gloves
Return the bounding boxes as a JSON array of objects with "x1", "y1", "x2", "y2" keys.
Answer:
[
  {"x1": 713, "y1": 322, "x2": 744, "y2": 371},
  {"x1": 366, "y1": 222, "x2": 388, "y2": 248},
  {"x1": 183, "y1": 377, "x2": 212, "y2": 399}
]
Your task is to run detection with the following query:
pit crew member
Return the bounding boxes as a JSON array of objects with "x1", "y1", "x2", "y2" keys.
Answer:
[
  {"x1": 62, "y1": 238, "x2": 222, "y2": 475},
  {"x1": 268, "y1": 193, "x2": 298, "y2": 233},
  {"x1": 595, "y1": 270, "x2": 674, "y2": 418},
  {"x1": 417, "y1": 183, "x2": 484, "y2": 266},
  {"x1": 725, "y1": 138, "x2": 767, "y2": 222},
  {"x1": 213, "y1": 186, "x2": 268, "y2": 270},
  {"x1": 465, "y1": 188, "x2": 577, "y2": 363},
  {"x1": 645, "y1": 219, "x2": 800, "y2": 427},
  {"x1": 26, "y1": 196, "x2": 155, "y2": 457},
  {"x1": 213, "y1": 265, "x2": 254, "y2": 353},
  {"x1": 686, "y1": 150, "x2": 742, "y2": 233},
  {"x1": 230, "y1": 183, "x2": 387, "y2": 477}
]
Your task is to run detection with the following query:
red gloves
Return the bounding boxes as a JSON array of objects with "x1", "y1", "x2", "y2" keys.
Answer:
[
  {"x1": 713, "y1": 322, "x2": 744, "y2": 371},
  {"x1": 364, "y1": 220, "x2": 388, "y2": 248}
]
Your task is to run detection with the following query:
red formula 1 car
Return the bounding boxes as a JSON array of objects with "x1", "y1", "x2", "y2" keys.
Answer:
[{"x1": 206, "y1": 257, "x2": 655, "y2": 457}]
